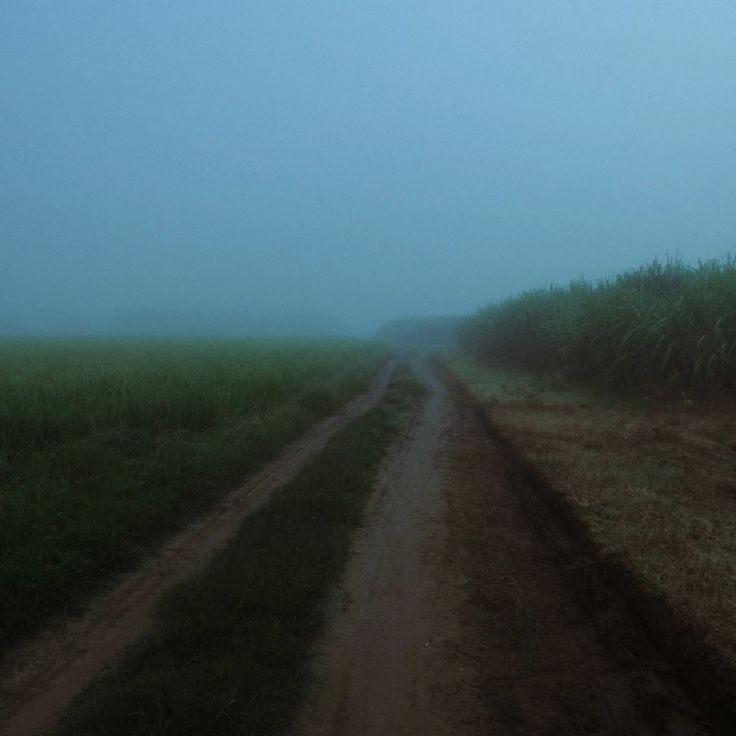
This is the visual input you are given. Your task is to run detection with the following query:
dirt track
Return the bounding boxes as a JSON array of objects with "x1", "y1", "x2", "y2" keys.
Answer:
[
  {"x1": 0, "y1": 360, "x2": 715, "y2": 735},
  {"x1": 0, "y1": 364, "x2": 393, "y2": 736},
  {"x1": 294, "y1": 361, "x2": 710, "y2": 735}
]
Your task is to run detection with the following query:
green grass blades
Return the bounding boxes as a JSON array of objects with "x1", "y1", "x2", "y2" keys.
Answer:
[
  {"x1": 0, "y1": 338, "x2": 384, "y2": 650},
  {"x1": 459, "y1": 257, "x2": 736, "y2": 397},
  {"x1": 56, "y1": 368, "x2": 424, "y2": 736}
]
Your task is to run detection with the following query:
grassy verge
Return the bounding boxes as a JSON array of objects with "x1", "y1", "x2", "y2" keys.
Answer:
[
  {"x1": 447, "y1": 354, "x2": 736, "y2": 717},
  {"x1": 0, "y1": 339, "x2": 384, "y2": 650},
  {"x1": 57, "y1": 367, "x2": 424, "y2": 736}
]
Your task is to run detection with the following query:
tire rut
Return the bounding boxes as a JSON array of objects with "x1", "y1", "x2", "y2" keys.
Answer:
[
  {"x1": 0, "y1": 363, "x2": 393, "y2": 736},
  {"x1": 293, "y1": 359, "x2": 710, "y2": 736}
]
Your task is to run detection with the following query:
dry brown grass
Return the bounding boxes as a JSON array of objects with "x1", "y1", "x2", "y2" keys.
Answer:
[{"x1": 448, "y1": 355, "x2": 736, "y2": 689}]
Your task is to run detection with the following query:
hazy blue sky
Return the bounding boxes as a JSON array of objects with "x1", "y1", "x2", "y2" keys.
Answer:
[{"x1": 2, "y1": 1, "x2": 735, "y2": 335}]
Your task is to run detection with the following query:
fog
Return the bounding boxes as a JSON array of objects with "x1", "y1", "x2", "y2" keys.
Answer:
[{"x1": 2, "y1": 2, "x2": 735, "y2": 337}]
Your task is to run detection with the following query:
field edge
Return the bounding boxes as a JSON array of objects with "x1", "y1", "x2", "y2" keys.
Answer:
[{"x1": 439, "y1": 357, "x2": 735, "y2": 732}]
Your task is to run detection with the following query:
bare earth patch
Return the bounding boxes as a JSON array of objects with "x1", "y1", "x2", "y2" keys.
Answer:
[
  {"x1": 449, "y1": 355, "x2": 736, "y2": 722},
  {"x1": 294, "y1": 360, "x2": 707, "y2": 735}
]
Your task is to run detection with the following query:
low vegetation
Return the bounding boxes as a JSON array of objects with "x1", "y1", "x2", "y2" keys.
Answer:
[
  {"x1": 459, "y1": 258, "x2": 736, "y2": 396},
  {"x1": 0, "y1": 338, "x2": 384, "y2": 650},
  {"x1": 58, "y1": 367, "x2": 424, "y2": 736},
  {"x1": 449, "y1": 355, "x2": 736, "y2": 713}
]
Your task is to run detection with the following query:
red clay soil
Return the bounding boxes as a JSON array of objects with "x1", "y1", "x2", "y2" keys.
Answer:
[
  {"x1": 0, "y1": 364, "x2": 393, "y2": 736},
  {"x1": 293, "y1": 361, "x2": 711, "y2": 736}
]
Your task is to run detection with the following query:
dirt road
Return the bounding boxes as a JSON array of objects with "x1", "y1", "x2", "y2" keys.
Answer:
[
  {"x1": 0, "y1": 360, "x2": 714, "y2": 735},
  {"x1": 294, "y1": 361, "x2": 710, "y2": 736},
  {"x1": 0, "y1": 364, "x2": 393, "y2": 736}
]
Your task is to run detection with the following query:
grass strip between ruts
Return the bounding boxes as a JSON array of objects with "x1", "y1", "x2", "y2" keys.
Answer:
[{"x1": 58, "y1": 366, "x2": 424, "y2": 736}]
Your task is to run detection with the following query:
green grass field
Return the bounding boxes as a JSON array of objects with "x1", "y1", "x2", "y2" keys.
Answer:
[
  {"x1": 0, "y1": 338, "x2": 384, "y2": 650},
  {"x1": 459, "y1": 258, "x2": 736, "y2": 397}
]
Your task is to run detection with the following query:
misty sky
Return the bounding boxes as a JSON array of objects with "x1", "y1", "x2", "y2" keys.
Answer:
[{"x1": 2, "y1": 2, "x2": 736, "y2": 335}]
